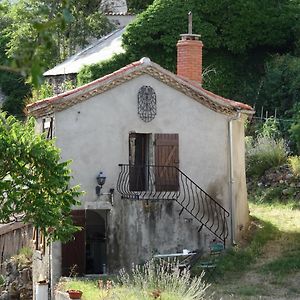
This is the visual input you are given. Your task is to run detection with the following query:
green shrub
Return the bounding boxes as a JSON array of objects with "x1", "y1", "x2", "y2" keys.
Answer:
[
  {"x1": 127, "y1": 0, "x2": 154, "y2": 11},
  {"x1": 118, "y1": 260, "x2": 211, "y2": 300},
  {"x1": 289, "y1": 104, "x2": 300, "y2": 154},
  {"x1": 249, "y1": 186, "x2": 299, "y2": 207},
  {"x1": 258, "y1": 117, "x2": 281, "y2": 139},
  {"x1": 31, "y1": 82, "x2": 54, "y2": 102},
  {"x1": 288, "y1": 156, "x2": 300, "y2": 177},
  {"x1": 257, "y1": 55, "x2": 300, "y2": 117},
  {"x1": 61, "y1": 261, "x2": 211, "y2": 300},
  {"x1": 77, "y1": 0, "x2": 297, "y2": 104},
  {"x1": 18, "y1": 247, "x2": 33, "y2": 259},
  {"x1": 30, "y1": 80, "x2": 76, "y2": 103},
  {"x1": 77, "y1": 53, "x2": 132, "y2": 86},
  {"x1": 0, "y1": 71, "x2": 31, "y2": 119},
  {"x1": 290, "y1": 122, "x2": 300, "y2": 154},
  {"x1": 252, "y1": 186, "x2": 283, "y2": 203},
  {"x1": 246, "y1": 136, "x2": 288, "y2": 178},
  {"x1": 0, "y1": 275, "x2": 4, "y2": 287}
]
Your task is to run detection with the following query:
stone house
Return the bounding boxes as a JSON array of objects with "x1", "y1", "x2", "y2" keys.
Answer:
[
  {"x1": 27, "y1": 27, "x2": 254, "y2": 297},
  {"x1": 44, "y1": 3, "x2": 135, "y2": 94},
  {"x1": 100, "y1": 0, "x2": 128, "y2": 14}
]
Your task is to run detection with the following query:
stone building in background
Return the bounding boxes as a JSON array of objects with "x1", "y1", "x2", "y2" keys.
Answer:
[
  {"x1": 100, "y1": 0, "x2": 128, "y2": 14},
  {"x1": 43, "y1": 0, "x2": 135, "y2": 95}
]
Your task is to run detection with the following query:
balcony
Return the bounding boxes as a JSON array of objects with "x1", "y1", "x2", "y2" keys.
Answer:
[
  {"x1": 117, "y1": 164, "x2": 230, "y2": 244},
  {"x1": 117, "y1": 164, "x2": 180, "y2": 200}
]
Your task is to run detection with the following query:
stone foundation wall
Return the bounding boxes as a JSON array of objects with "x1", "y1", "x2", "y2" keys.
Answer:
[
  {"x1": 45, "y1": 74, "x2": 77, "y2": 95},
  {"x1": 0, "y1": 255, "x2": 32, "y2": 300}
]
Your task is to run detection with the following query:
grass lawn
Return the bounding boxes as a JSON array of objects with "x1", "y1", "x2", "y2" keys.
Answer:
[
  {"x1": 59, "y1": 280, "x2": 206, "y2": 300},
  {"x1": 210, "y1": 201, "x2": 300, "y2": 299}
]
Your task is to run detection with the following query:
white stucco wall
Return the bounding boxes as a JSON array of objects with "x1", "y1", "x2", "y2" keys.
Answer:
[
  {"x1": 232, "y1": 116, "x2": 250, "y2": 241},
  {"x1": 34, "y1": 74, "x2": 249, "y2": 281},
  {"x1": 54, "y1": 74, "x2": 230, "y2": 210},
  {"x1": 107, "y1": 15, "x2": 135, "y2": 28}
]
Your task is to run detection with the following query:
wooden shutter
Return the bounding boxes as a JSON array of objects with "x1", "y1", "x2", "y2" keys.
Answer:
[
  {"x1": 61, "y1": 210, "x2": 86, "y2": 276},
  {"x1": 155, "y1": 134, "x2": 179, "y2": 191}
]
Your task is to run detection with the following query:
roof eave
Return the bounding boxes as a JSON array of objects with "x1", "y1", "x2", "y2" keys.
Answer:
[{"x1": 27, "y1": 58, "x2": 254, "y2": 118}]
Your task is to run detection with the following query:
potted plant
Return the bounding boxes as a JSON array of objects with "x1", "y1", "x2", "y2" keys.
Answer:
[{"x1": 67, "y1": 289, "x2": 83, "y2": 299}]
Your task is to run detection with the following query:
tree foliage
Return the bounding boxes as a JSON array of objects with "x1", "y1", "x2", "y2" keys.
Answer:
[
  {"x1": 0, "y1": 112, "x2": 81, "y2": 242},
  {"x1": 123, "y1": 0, "x2": 296, "y2": 101},
  {"x1": 79, "y1": 0, "x2": 298, "y2": 105},
  {"x1": 0, "y1": 33, "x2": 31, "y2": 119},
  {"x1": 78, "y1": 52, "x2": 132, "y2": 85},
  {"x1": 258, "y1": 54, "x2": 300, "y2": 116},
  {"x1": 124, "y1": 0, "x2": 296, "y2": 61},
  {"x1": 0, "y1": 0, "x2": 113, "y2": 117},
  {"x1": 289, "y1": 103, "x2": 300, "y2": 154},
  {"x1": 127, "y1": 0, "x2": 154, "y2": 11},
  {"x1": 0, "y1": 0, "x2": 113, "y2": 87}
]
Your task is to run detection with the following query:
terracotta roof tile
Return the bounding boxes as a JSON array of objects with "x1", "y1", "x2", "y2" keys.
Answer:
[
  {"x1": 28, "y1": 60, "x2": 143, "y2": 109},
  {"x1": 178, "y1": 75, "x2": 253, "y2": 111},
  {"x1": 26, "y1": 57, "x2": 254, "y2": 117}
]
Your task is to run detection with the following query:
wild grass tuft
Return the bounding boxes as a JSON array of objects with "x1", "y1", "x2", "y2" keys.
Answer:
[
  {"x1": 59, "y1": 260, "x2": 211, "y2": 300},
  {"x1": 18, "y1": 247, "x2": 33, "y2": 259},
  {"x1": 249, "y1": 186, "x2": 300, "y2": 209},
  {"x1": 117, "y1": 260, "x2": 211, "y2": 300},
  {"x1": 0, "y1": 275, "x2": 4, "y2": 287},
  {"x1": 288, "y1": 156, "x2": 300, "y2": 177},
  {"x1": 246, "y1": 136, "x2": 288, "y2": 178}
]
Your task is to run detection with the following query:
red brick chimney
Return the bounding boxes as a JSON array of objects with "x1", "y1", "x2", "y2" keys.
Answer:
[{"x1": 177, "y1": 12, "x2": 203, "y2": 84}]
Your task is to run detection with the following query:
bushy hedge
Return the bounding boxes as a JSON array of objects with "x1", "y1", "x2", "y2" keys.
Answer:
[
  {"x1": 78, "y1": 0, "x2": 297, "y2": 106},
  {"x1": 246, "y1": 136, "x2": 288, "y2": 178},
  {"x1": 77, "y1": 52, "x2": 132, "y2": 85},
  {"x1": 289, "y1": 156, "x2": 300, "y2": 177},
  {"x1": 127, "y1": 0, "x2": 154, "y2": 11},
  {"x1": 0, "y1": 35, "x2": 30, "y2": 118},
  {"x1": 289, "y1": 103, "x2": 300, "y2": 154},
  {"x1": 0, "y1": 72, "x2": 30, "y2": 118},
  {"x1": 258, "y1": 55, "x2": 300, "y2": 117}
]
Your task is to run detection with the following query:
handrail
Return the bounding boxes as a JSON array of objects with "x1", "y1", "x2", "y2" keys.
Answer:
[{"x1": 117, "y1": 164, "x2": 230, "y2": 245}]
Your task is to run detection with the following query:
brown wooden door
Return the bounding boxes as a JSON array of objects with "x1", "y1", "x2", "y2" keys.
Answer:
[
  {"x1": 155, "y1": 134, "x2": 179, "y2": 191},
  {"x1": 61, "y1": 210, "x2": 86, "y2": 276},
  {"x1": 129, "y1": 133, "x2": 148, "y2": 191}
]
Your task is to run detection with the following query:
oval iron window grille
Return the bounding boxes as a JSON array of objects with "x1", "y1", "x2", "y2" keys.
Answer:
[{"x1": 137, "y1": 85, "x2": 157, "y2": 122}]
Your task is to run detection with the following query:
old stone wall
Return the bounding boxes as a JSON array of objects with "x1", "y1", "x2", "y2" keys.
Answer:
[
  {"x1": 44, "y1": 74, "x2": 77, "y2": 96},
  {"x1": 32, "y1": 248, "x2": 50, "y2": 300},
  {"x1": 0, "y1": 224, "x2": 33, "y2": 275},
  {"x1": 100, "y1": 0, "x2": 127, "y2": 13},
  {"x1": 0, "y1": 254, "x2": 32, "y2": 300}
]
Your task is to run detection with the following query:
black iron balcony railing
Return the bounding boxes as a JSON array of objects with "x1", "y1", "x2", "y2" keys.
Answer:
[{"x1": 117, "y1": 164, "x2": 230, "y2": 245}]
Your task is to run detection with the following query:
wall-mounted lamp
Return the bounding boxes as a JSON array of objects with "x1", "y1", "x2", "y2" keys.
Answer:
[{"x1": 96, "y1": 171, "x2": 106, "y2": 196}]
